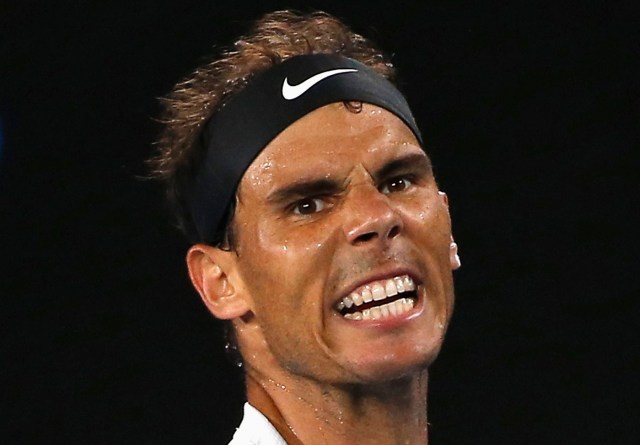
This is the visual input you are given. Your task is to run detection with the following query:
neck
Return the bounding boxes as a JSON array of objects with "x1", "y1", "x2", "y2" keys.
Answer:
[{"x1": 246, "y1": 367, "x2": 430, "y2": 445}]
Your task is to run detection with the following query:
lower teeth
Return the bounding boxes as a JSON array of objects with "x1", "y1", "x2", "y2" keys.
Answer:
[{"x1": 344, "y1": 297, "x2": 415, "y2": 321}]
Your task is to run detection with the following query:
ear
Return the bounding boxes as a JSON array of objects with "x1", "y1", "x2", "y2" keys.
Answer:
[
  {"x1": 186, "y1": 244, "x2": 250, "y2": 319},
  {"x1": 438, "y1": 190, "x2": 449, "y2": 207},
  {"x1": 449, "y1": 239, "x2": 462, "y2": 270},
  {"x1": 440, "y1": 191, "x2": 461, "y2": 270}
]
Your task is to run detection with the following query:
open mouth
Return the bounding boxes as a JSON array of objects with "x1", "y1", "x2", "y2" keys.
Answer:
[{"x1": 335, "y1": 275, "x2": 419, "y2": 321}]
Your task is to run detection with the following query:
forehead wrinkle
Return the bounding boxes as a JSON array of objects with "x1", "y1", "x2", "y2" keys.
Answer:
[
  {"x1": 344, "y1": 139, "x2": 425, "y2": 183},
  {"x1": 269, "y1": 113, "x2": 393, "y2": 157},
  {"x1": 245, "y1": 141, "x2": 425, "y2": 206},
  {"x1": 343, "y1": 163, "x2": 374, "y2": 188},
  {"x1": 238, "y1": 104, "x2": 422, "y2": 200}
]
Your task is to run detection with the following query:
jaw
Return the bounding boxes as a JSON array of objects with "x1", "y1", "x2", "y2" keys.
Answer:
[
  {"x1": 321, "y1": 283, "x2": 449, "y2": 383},
  {"x1": 231, "y1": 224, "x2": 454, "y2": 387}
]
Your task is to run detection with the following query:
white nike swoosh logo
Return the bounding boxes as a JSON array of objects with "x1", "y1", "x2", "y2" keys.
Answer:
[{"x1": 282, "y1": 68, "x2": 357, "y2": 100}]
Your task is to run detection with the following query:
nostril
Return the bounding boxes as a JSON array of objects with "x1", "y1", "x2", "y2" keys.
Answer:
[
  {"x1": 351, "y1": 224, "x2": 401, "y2": 245},
  {"x1": 388, "y1": 225, "x2": 400, "y2": 239},
  {"x1": 353, "y1": 231, "x2": 377, "y2": 244}
]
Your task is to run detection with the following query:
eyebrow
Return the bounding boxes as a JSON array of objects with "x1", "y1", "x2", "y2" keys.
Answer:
[
  {"x1": 267, "y1": 178, "x2": 346, "y2": 205},
  {"x1": 267, "y1": 152, "x2": 432, "y2": 204},
  {"x1": 373, "y1": 153, "x2": 432, "y2": 182}
]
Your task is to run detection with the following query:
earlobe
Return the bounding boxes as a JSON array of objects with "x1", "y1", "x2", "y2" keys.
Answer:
[
  {"x1": 438, "y1": 190, "x2": 449, "y2": 207},
  {"x1": 439, "y1": 191, "x2": 460, "y2": 270},
  {"x1": 186, "y1": 244, "x2": 251, "y2": 320},
  {"x1": 449, "y1": 240, "x2": 461, "y2": 270}
]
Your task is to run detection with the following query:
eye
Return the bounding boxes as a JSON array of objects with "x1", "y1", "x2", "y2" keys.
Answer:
[
  {"x1": 292, "y1": 198, "x2": 326, "y2": 215},
  {"x1": 380, "y1": 177, "x2": 413, "y2": 194}
]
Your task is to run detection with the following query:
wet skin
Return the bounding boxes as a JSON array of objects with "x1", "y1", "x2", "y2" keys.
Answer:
[{"x1": 219, "y1": 102, "x2": 456, "y2": 385}]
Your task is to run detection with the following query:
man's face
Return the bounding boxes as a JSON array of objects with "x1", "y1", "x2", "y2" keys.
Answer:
[{"x1": 229, "y1": 103, "x2": 455, "y2": 383}]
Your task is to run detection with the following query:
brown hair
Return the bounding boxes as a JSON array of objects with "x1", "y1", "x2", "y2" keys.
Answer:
[{"x1": 149, "y1": 10, "x2": 396, "y2": 244}]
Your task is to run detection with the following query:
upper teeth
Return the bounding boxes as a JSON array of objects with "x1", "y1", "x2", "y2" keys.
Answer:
[{"x1": 336, "y1": 275, "x2": 416, "y2": 312}]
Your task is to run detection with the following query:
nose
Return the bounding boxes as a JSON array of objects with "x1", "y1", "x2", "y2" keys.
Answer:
[{"x1": 343, "y1": 185, "x2": 404, "y2": 247}]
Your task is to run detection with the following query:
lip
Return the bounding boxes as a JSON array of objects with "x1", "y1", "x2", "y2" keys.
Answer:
[{"x1": 330, "y1": 263, "x2": 424, "y2": 310}]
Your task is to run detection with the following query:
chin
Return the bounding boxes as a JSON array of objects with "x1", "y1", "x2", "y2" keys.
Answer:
[{"x1": 342, "y1": 341, "x2": 443, "y2": 383}]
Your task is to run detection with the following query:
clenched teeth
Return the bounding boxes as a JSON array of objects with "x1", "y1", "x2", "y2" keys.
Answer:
[
  {"x1": 344, "y1": 298, "x2": 416, "y2": 321},
  {"x1": 336, "y1": 275, "x2": 418, "y2": 319}
]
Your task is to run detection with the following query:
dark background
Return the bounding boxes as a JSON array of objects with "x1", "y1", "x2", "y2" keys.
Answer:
[{"x1": 1, "y1": 1, "x2": 638, "y2": 443}]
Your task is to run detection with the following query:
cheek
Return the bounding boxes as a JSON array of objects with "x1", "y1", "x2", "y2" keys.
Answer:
[
  {"x1": 402, "y1": 196, "x2": 454, "y2": 298},
  {"x1": 402, "y1": 193, "x2": 451, "y2": 243},
  {"x1": 236, "y1": 212, "x2": 341, "y2": 312},
  {"x1": 235, "y1": 218, "x2": 345, "y2": 372}
]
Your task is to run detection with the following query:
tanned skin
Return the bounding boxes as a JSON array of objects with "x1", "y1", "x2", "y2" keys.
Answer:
[{"x1": 188, "y1": 103, "x2": 458, "y2": 445}]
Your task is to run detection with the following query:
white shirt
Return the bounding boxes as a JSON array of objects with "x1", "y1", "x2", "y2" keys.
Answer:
[{"x1": 228, "y1": 403, "x2": 287, "y2": 445}]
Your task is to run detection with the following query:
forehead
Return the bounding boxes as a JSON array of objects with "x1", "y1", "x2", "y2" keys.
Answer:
[{"x1": 241, "y1": 103, "x2": 425, "y2": 190}]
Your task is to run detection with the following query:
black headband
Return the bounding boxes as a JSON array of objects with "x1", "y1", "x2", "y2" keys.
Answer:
[{"x1": 187, "y1": 54, "x2": 422, "y2": 243}]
